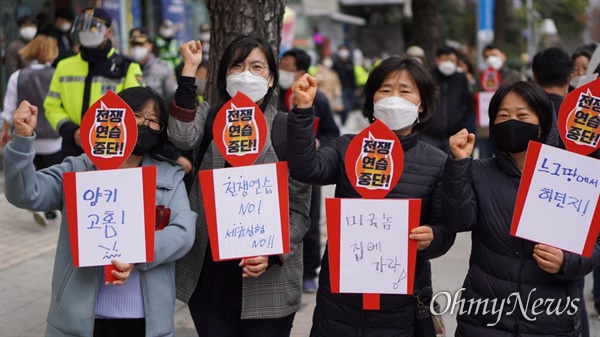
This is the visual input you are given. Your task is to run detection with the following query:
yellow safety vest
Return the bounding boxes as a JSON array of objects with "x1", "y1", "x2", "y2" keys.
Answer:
[{"x1": 44, "y1": 48, "x2": 143, "y2": 131}]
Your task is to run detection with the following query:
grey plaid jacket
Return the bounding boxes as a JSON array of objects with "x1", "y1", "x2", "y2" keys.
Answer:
[{"x1": 168, "y1": 101, "x2": 311, "y2": 319}]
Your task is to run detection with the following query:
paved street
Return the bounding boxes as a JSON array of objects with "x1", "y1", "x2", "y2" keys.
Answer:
[{"x1": 1, "y1": 112, "x2": 599, "y2": 336}]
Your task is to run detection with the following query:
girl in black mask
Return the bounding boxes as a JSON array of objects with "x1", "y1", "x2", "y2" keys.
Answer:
[{"x1": 441, "y1": 81, "x2": 600, "y2": 337}]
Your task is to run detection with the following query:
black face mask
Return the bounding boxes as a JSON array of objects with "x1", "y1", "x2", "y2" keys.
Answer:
[
  {"x1": 132, "y1": 125, "x2": 160, "y2": 156},
  {"x1": 491, "y1": 119, "x2": 540, "y2": 153}
]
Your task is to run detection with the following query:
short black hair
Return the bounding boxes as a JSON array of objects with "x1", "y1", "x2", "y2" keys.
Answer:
[
  {"x1": 216, "y1": 35, "x2": 278, "y2": 106},
  {"x1": 55, "y1": 7, "x2": 75, "y2": 21},
  {"x1": 362, "y1": 57, "x2": 439, "y2": 126},
  {"x1": 281, "y1": 48, "x2": 311, "y2": 73},
  {"x1": 436, "y1": 45, "x2": 458, "y2": 58},
  {"x1": 488, "y1": 81, "x2": 554, "y2": 143},
  {"x1": 118, "y1": 86, "x2": 168, "y2": 154},
  {"x1": 483, "y1": 44, "x2": 501, "y2": 56},
  {"x1": 17, "y1": 15, "x2": 36, "y2": 27},
  {"x1": 532, "y1": 47, "x2": 573, "y2": 87}
]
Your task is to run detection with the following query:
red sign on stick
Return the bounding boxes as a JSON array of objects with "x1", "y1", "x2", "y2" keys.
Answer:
[
  {"x1": 344, "y1": 119, "x2": 404, "y2": 199},
  {"x1": 212, "y1": 92, "x2": 268, "y2": 167},
  {"x1": 558, "y1": 78, "x2": 600, "y2": 156},
  {"x1": 80, "y1": 90, "x2": 138, "y2": 170}
]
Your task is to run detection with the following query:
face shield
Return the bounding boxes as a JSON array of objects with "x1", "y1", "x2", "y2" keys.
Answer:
[{"x1": 72, "y1": 12, "x2": 108, "y2": 48}]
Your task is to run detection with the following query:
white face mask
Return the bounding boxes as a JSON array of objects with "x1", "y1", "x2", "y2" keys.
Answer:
[
  {"x1": 322, "y1": 58, "x2": 333, "y2": 68},
  {"x1": 131, "y1": 46, "x2": 149, "y2": 62},
  {"x1": 485, "y1": 55, "x2": 504, "y2": 70},
  {"x1": 569, "y1": 75, "x2": 586, "y2": 89},
  {"x1": 226, "y1": 71, "x2": 270, "y2": 103},
  {"x1": 160, "y1": 27, "x2": 175, "y2": 38},
  {"x1": 339, "y1": 50, "x2": 350, "y2": 59},
  {"x1": 20, "y1": 27, "x2": 37, "y2": 41},
  {"x1": 278, "y1": 70, "x2": 295, "y2": 89},
  {"x1": 373, "y1": 96, "x2": 420, "y2": 131},
  {"x1": 60, "y1": 22, "x2": 72, "y2": 32},
  {"x1": 438, "y1": 60, "x2": 457, "y2": 76},
  {"x1": 79, "y1": 31, "x2": 105, "y2": 48}
]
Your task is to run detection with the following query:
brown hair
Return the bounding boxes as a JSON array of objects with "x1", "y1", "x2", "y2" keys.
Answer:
[{"x1": 18, "y1": 35, "x2": 58, "y2": 63}]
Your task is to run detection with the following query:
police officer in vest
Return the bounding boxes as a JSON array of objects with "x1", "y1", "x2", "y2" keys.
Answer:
[
  {"x1": 154, "y1": 19, "x2": 181, "y2": 70},
  {"x1": 44, "y1": 7, "x2": 143, "y2": 159}
]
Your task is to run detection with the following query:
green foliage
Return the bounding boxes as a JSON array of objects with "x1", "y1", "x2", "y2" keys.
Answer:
[{"x1": 438, "y1": 0, "x2": 476, "y2": 46}]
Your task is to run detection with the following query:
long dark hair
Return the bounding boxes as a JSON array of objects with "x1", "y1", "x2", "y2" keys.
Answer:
[
  {"x1": 216, "y1": 35, "x2": 278, "y2": 106},
  {"x1": 118, "y1": 86, "x2": 168, "y2": 153},
  {"x1": 362, "y1": 57, "x2": 438, "y2": 126},
  {"x1": 488, "y1": 81, "x2": 554, "y2": 143}
]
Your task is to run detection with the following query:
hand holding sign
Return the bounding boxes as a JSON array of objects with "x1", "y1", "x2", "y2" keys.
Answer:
[
  {"x1": 449, "y1": 128, "x2": 476, "y2": 160},
  {"x1": 12, "y1": 100, "x2": 38, "y2": 137},
  {"x1": 107, "y1": 259, "x2": 134, "y2": 286},
  {"x1": 239, "y1": 256, "x2": 268, "y2": 278},
  {"x1": 292, "y1": 73, "x2": 317, "y2": 108},
  {"x1": 533, "y1": 244, "x2": 564, "y2": 274},
  {"x1": 180, "y1": 40, "x2": 203, "y2": 76},
  {"x1": 409, "y1": 225, "x2": 433, "y2": 251}
]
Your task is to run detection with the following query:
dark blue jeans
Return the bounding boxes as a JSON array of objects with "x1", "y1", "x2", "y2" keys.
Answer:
[{"x1": 189, "y1": 296, "x2": 296, "y2": 337}]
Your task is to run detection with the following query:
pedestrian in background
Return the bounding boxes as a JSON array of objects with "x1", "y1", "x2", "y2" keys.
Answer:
[
  {"x1": 1, "y1": 34, "x2": 62, "y2": 227},
  {"x1": 421, "y1": 45, "x2": 473, "y2": 154},
  {"x1": 170, "y1": 37, "x2": 311, "y2": 337},
  {"x1": 475, "y1": 44, "x2": 521, "y2": 159},
  {"x1": 6, "y1": 15, "x2": 37, "y2": 75},
  {"x1": 3, "y1": 87, "x2": 197, "y2": 337},
  {"x1": 443, "y1": 81, "x2": 600, "y2": 337},
  {"x1": 314, "y1": 56, "x2": 344, "y2": 115},
  {"x1": 277, "y1": 48, "x2": 340, "y2": 293},
  {"x1": 288, "y1": 57, "x2": 455, "y2": 336},
  {"x1": 44, "y1": 7, "x2": 143, "y2": 160},
  {"x1": 129, "y1": 27, "x2": 177, "y2": 104},
  {"x1": 332, "y1": 45, "x2": 357, "y2": 126},
  {"x1": 154, "y1": 19, "x2": 181, "y2": 70},
  {"x1": 38, "y1": 7, "x2": 75, "y2": 66}
]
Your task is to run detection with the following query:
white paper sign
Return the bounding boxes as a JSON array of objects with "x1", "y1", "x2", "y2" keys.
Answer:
[
  {"x1": 339, "y1": 199, "x2": 410, "y2": 294},
  {"x1": 212, "y1": 163, "x2": 284, "y2": 259},
  {"x1": 75, "y1": 168, "x2": 148, "y2": 266},
  {"x1": 477, "y1": 91, "x2": 494, "y2": 127},
  {"x1": 514, "y1": 144, "x2": 600, "y2": 254}
]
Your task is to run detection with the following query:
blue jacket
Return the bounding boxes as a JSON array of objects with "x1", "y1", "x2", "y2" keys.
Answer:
[{"x1": 3, "y1": 134, "x2": 197, "y2": 337}]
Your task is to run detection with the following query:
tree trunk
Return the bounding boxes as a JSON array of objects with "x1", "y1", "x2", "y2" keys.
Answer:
[
  {"x1": 409, "y1": 0, "x2": 441, "y2": 68},
  {"x1": 493, "y1": 0, "x2": 507, "y2": 49},
  {"x1": 205, "y1": 0, "x2": 286, "y2": 105}
]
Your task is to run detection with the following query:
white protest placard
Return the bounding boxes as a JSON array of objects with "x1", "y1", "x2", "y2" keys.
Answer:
[
  {"x1": 511, "y1": 142, "x2": 600, "y2": 256},
  {"x1": 326, "y1": 198, "x2": 420, "y2": 295},
  {"x1": 200, "y1": 162, "x2": 290, "y2": 260},
  {"x1": 64, "y1": 167, "x2": 156, "y2": 267},
  {"x1": 477, "y1": 91, "x2": 494, "y2": 127}
]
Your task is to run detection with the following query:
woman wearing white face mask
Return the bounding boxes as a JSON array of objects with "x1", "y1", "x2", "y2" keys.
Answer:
[
  {"x1": 168, "y1": 36, "x2": 311, "y2": 337},
  {"x1": 6, "y1": 15, "x2": 38, "y2": 75},
  {"x1": 287, "y1": 57, "x2": 456, "y2": 336}
]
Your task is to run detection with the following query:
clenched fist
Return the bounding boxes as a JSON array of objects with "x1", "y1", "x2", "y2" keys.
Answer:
[
  {"x1": 292, "y1": 73, "x2": 317, "y2": 109},
  {"x1": 449, "y1": 128, "x2": 475, "y2": 160},
  {"x1": 179, "y1": 40, "x2": 203, "y2": 77},
  {"x1": 13, "y1": 100, "x2": 38, "y2": 137}
]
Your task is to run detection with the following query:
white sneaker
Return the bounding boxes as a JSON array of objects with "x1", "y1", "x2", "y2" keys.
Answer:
[{"x1": 32, "y1": 211, "x2": 49, "y2": 227}]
